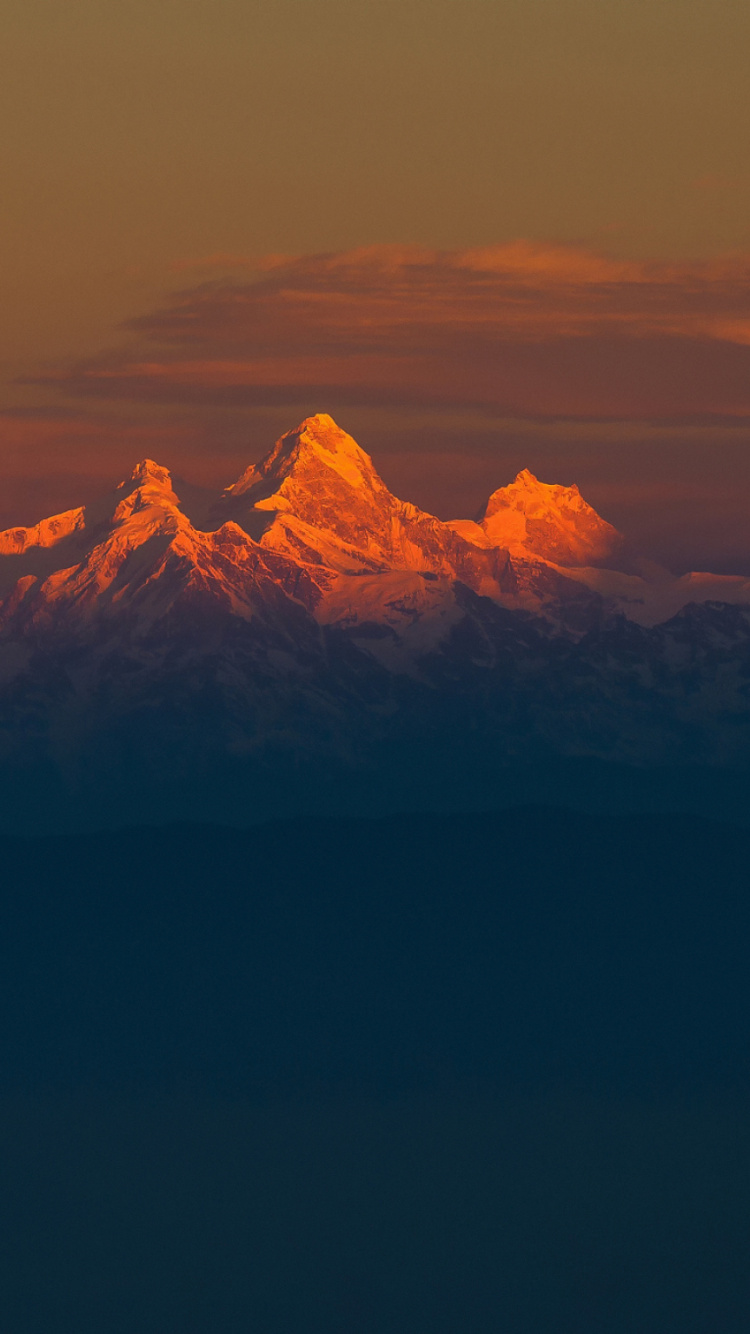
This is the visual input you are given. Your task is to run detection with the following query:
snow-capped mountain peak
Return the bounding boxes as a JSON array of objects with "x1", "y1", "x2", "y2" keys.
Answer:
[
  {"x1": 226, "y1": 414, "x2": 383, "y2": 508},
  {"x1": 111, "y1": 459, "x2": 182, "y2": 524},
  {"x1": 478, "y1": 468, "x2": 624, "y2": 567},
  {"x1": 216, "y1": 415, "x2": 519, "y2": 599},
  {"x1": 2, "y1": 413, "x2": 750, "y2": 822},
  {"x1": 121, "y1": 458, "x2": 174, "y2": 491},
  {"x1": 2, "y1": 415, "x2": 750, "y2": 643},
  {"x1": 220, "y1": 414, "x2": 437, "y2": 573}
]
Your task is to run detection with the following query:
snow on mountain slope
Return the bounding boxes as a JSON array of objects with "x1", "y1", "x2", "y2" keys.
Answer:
[
  {"x1": 0, "y1": 506, "x2": 85, "y2": 556},
  {"x1": 448, "y1": 462, "x2": 750, "y2": 623},
  {"x1": 220, "y1": 414, "x2": 518, "y2": 600},
  {"x1": 2, "y1": 413, "x2": 750, "y2": 814},
  {"x1": 538, "y1": 562, "x2": 750, "y2": 627},
  {"x1": 1, "y1": 414, "x2": 749, "y2": 646},
  {"x1": 0, "y1": 457, "x2": 327, "y2": 636},
  {"x1": 467, "y1": 468, "x2": 625, "y2": 568}
]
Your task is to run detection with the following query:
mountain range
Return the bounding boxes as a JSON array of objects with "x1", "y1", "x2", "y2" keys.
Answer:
[{"x1": 2, "y1": 412, "x2": 750, "y2": 828}]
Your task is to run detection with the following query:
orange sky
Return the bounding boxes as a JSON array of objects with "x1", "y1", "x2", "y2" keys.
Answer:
[{"x1": 3, "y1": 1, "x2": 750, "y2": 571}]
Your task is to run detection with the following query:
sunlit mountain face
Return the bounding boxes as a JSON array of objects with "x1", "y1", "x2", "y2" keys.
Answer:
[{"x1": 1, "y1": 412, "x2": 750, "y2": 831}]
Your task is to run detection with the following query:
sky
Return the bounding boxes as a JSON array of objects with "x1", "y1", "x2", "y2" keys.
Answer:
[{"x1": 3, "y1": 0, "x2": 750, "y2": 571}]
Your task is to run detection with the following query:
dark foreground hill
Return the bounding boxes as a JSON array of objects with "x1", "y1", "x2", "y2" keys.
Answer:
[{"x1": 1, "y1": 808, "x2": 750, "y2": 1332}]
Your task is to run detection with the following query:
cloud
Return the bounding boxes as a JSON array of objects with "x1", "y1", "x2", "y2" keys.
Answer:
[
  {"x1": 12, "y1": 243, "x2": 750, "y2": 573},
  {"x1": 41, "y1": 242, "x2": 750, "y2": 424}
]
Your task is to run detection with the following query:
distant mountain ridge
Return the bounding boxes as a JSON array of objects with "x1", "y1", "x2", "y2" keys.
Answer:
[
  {"x1": 4, "y1": 412, "x2": 749, "y2": 628},
  {"x1": 1, "y1": 412, "x2": 750, "y2": 827}
]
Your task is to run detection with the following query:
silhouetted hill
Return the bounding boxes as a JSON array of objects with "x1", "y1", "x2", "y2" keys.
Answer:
[
  {"x1": 2, "y1": 806, "x2": 749, "y2": 1097},
  {"x1": 2, "y1": 809, "x2": 750, "y2": 1331}
]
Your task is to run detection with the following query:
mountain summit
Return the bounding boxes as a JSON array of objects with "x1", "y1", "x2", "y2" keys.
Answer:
[
  {"x1": 227, "y1": 414, "x2": 381, "y2": 504},
  {"x1": 220, "y1": 414, "x2": 515, "y2": 593},
  {"x1": 220, "y1": 414, "x2": 401, "y2": 563},
  {"x1": 0, "y1": 412, "x2": 750, "y2": 826},
  {"x1": 1, "y1": 412, "x2": 748, "y2": 627},
  {"x1": 477, "y1": 468, "x2": 625, "y2": 567}
]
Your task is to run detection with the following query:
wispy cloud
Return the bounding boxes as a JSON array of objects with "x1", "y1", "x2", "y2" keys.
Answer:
[
  {"x1": 10, "y1": 242, "x2": 750, "y2": 572},
  {"x1": 41, "y1": 242, "x2": 750, "y2": 423}
]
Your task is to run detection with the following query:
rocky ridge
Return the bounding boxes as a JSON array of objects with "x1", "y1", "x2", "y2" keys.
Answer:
[
  {"x1": 3, "y1": 412, "x2": 748, "y2": 634},
  {"x1": 1, "y1": 412, "x2": 750, "y2": 820}
]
